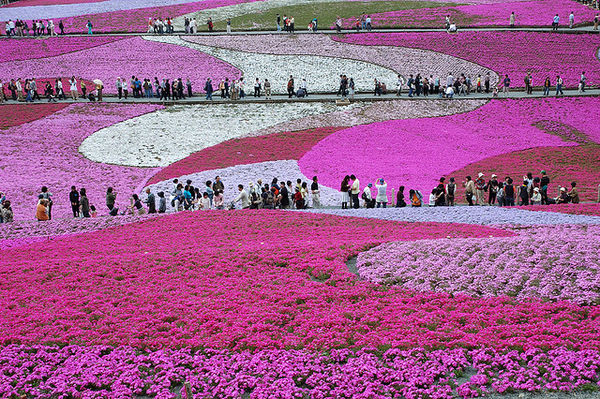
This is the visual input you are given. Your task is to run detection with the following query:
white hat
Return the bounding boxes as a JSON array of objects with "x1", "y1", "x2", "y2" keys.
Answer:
[
  {"x1": 534, "y1": 187, "x2": 539, "y2": 192},
  {"x1": 560, "y1": 187, "x2": 566, "y2": 192},
  {"x1": 478, "y1": 172, "x2": 484, "y2": 178},
  {"x1": 491, "y1": 174, "x2": 497, "y2": 178}
]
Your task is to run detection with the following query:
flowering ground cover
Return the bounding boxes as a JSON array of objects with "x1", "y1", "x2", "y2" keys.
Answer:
[
  {"x1": 81, "y1": 102, "x2": 350, "y2": 167},
  {"x1": 0, "y1": 36, "x2": 241, "y2": 95},
  {"x1": 299, "y1": 97, "x2": 600, "y2": 201},
  {"x1": 0, "y1": 36, "x2": 123, "y2": 63},
  {"x1": 516, "y1": 203, "x2": 600, "y2": 215},
  {"x1": 0, "y1": 103, "x2": 67, "y2": 129},
  {"x1": 340, "y1": 0, "x2": 598, "y2": 28},
  {"x1": 448, "y1": 143, "x2": 600, "y2": 203},
  {"x1": 356, "y1": 225, "x2": 600, "y2": 304},
  {"x1": 185, "y1": 34, "x2": 498, "y2": 87},
  {"x1": 3, "y1": 0, "x2": 104, "y2": 6},
  {"x1": 5, "y1": 210, "x2": 600, "y2": 397},
  {"x1": 306, "y1": 206, "x2": 600, "y2": 225},
  {"x1": 335, "y1": 31, "x2": 600, "y2": 89},
  {"x1": 147, "y1": 126, "x2": 345, "y2": 184},
  {"x1": 0, "y1": 103, "x2": 162, "y2": 220}
]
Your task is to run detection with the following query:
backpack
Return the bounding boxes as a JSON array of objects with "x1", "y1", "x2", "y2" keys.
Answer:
[
  {"x1": 447, "y1": 183, "x2": 456, "y2": 196},
  {"x1": 361, "y1": 191, "x2": 368, "y2": 200}
]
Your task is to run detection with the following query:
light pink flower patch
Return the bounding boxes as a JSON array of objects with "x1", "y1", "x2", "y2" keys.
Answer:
[
  {"x1": 0, "y1": 103, "x2": 162, "y2": 220},
  {"x1": 299, "y1": 98, "x2": 600, "y2": 196},
  {"x1": 334, "y1": 31, "x2": 600, "y2": 89},
  {"x1": 0, "y1": 36, "x2": 241, "y2": 94}
]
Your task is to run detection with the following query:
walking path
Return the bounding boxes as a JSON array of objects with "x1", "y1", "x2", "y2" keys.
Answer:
[
  {"x1": 1, "y1": 25, "x2": 599, "y2": 39},
  {"x1": 2, "y1": 88, "x2": 597, "y2": 106}
]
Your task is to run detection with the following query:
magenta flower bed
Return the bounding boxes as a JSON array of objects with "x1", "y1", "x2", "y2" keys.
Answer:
[
  {"x1": 1, "y1": 345, "x2": 600, "y2": 398},
  {"x1": 299, "y1": 97, "x2": 600, "y2": 199},
  {"x1": 59, "y1": 0, "x2": 259, "y2": 33},
  {"x1": 0, "y1": 36, "x2": 241, "y2": 94},
  {"x1": 0, "y1": 103, "x2": 162, "y2": 220},
  {"x1": 341, "y1": 0, "x2": 597, "y2": 28},
  {"x1": 147, "y1": 126, "x2": 346, "y2": 185},
  {"x1": 0, "y1": 103, "x2": 67, "y2": 129},
  {"x1": 356, "y1": 225, "x2": 600, "y2": 304},
  {"x1": 334, "y1": 31, "x2": 600, "y2": 89},
  {"x1": 0, "y1": 36, "x2": 123, "y2": 63}
]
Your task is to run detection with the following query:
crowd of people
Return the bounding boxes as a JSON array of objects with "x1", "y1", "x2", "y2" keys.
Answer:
[
  {"x1": 0, "y1": 170, "x2": 598, "y2": 224},
  {"x1": 3, "y1": 18, "x2": 65, "y2": 36}
]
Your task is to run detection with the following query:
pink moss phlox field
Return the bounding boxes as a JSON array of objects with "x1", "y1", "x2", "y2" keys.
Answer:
[
  {"x1": 299, "y1": 98, "x2": 600, "y2": 199},
  {"x1": 0, "y1": 36, "x2": 123, "y2": 63},
  {"x1": 357, "y1": 225, "x2": 600, "y2": 304},
  {"x1": 0, "y1": 36, "x2": 241, "y2": 94},
  {"x1": 147, "y1": 126, "x2": 346, "y2": 185},
  {"x1": 26, "y1": 210, "x2": 600, "y2": 354},
  {"x1": 516, "y1": 203, "x2": 600, "y2": 216},
  {"x1": 59, "y1": 0, "x2": 259, "y2": 33},
  {"x1": 1, "y1": 345, "x2": 600, "y2": 399},
  {"x1": 334, "y1": 31, "x2": 600, "y2": 89},
  {"x1": 0, "y1": 214, "x2": 157, "y2": 251},
  {"x1": 341, "y1": 0, "x2": 598, "y2": 28},
  {"x1": 0, "y1": 103, "x2": 163, "y2": 220},
  {"x1": 0, "y1": 103, "x2": 68, "y2": 129}
]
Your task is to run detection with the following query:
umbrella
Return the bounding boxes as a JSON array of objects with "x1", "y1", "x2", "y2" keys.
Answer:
[{"x1": 92, "y1": 79, "x2": 103, "y2": 86}]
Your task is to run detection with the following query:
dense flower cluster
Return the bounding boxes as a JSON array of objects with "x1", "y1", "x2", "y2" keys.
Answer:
[
  {"x1": 306, "y1": 206, "x2": 600, "y2": 226},
  {"x1": 0, "y1": 36, "x2": 241, "y2": 95},
  {"x1": 299, "y1": 97, "x2": 600, "y2": 200},
  {"x1": 334, "y1": 31, "x2": 600, "y2": 89},
  {"x1": 0, "y1": 103, "x2": 162, "y2": 220},
  {"x1": 0, "y1": 35, "x2": 121, "y2": 63},
  {"x1": 185, "y1": 34, "x2": 497, "y2": 86},
  {"x1": 1, "y1": 345, "x2": 600, "y2": 398},
  {"x1": 81, "y1": 102, "x2": 348, "y2": 167},
  {"x1": 341, "y1": 0, "x2": 598, "y2": 28},
  {"x1": 0, "y1": 103, "x2": 67, "y2": 129},
  {"x1": 356, "y1": 225, "x2": 600, "y2": 304}
]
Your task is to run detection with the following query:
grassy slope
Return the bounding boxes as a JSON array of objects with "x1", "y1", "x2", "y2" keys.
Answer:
[{"x1": 212, "y1": 1, "x2": 457, "y2": 30}]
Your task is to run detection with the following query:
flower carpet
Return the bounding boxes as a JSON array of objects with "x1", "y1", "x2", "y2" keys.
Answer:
[{"x1": 2, "y1": 21, "x2": 600, "y2": 398}]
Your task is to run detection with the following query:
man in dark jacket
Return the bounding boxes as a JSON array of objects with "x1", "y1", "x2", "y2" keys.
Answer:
[
  {"x1": 145, "y1": 188, "x2": 156, "y2": 213},
  {"x1": 279, "y1": 182, "x2": 290, "y2": 209},
  {"x1": 69, "y1": 186, "x2": 80, "y2": 217}
]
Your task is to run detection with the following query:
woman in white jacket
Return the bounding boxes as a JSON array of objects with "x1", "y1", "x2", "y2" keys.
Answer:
[{"x1": 375, "y1": 178, "x2": 388, "y2": 208}]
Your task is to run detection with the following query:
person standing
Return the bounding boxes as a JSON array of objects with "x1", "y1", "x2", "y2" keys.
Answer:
[
  {"x1": 40, "y1": 186, "x2": 53, "y2": 219},
  {"x1": 264, "y1": 79, "x2": 271, "y2": 99},
  {"x1": 487, "y1": 174, "x2": 499, "y2": 205},
  {"x1": 579, "y1": 72, "x2": 586, "y2": 92},
  {"x1": 235, "y1": 185, "x2": 250, "y2": 209},
  {"x1": 254, "y1": 78, "x2": 261, "y2": 97},
  {"x1": 59, "y1": 20, "x2": 64, "y2": 35},
  {"x1": 543, "y1": 76, "x2": 551, "y2": 96},
  {"x1": 106, "y1": 187, "x2": 117, "y2": 215},
  {"x1": 594, "y1": 14, "x2": 599, "y2": 31},
  {"x1": 350, "y1": 174, "x2": 360, "y2": 209},
  {"x1": 509, "y1": 12, "x2": 515, "y2": 27},
  {"x1": 340, "y1": 176, "x2": 350, "y2": 209},
  {"x1": 69, "y1": 76, "x2": 78, "y2": 100},
  {"x1": 568, "y1": 181, "x2": 580, "y2": 204},
  {"x1": 116, "y1": 77, "x2": 123, "y2": 99},
  {"x1": 204, "y1": 78, "x2": 213, "y2": 100},
  {"x1": 502, "y1": 74, "x2": 510, "y2": 95},
  {"x1": 540, "y1": 170, "x2": 550, "y2": 204},
  {"x1": 569, "y1": 11, "x2": 574, "y2": 28},
  {"x1": 226, "y1": 18, "x2": 231, "y2": 34},
  {"x1": 69, "y1": 186, "x2": 80, "y2": 217},
  {"x1": 287, "y1": 75, "x2": 294, "y2": 98},
  {"x1": 552, "y1": 14, "x2": 559, "y2": 31},
  {"x1": 86, "y1": 20, "x2": 93, "y2": 35},
  {"x1": 276, "y1": 14, "x2": 281, "y2": 32},
  {"x1": 311, "y1": 176, "x2": 321, "y2": 208},
  {"x1": 145, "y1": 188, "x2": 156, "y2": 213},
  {"x1": 463, "y1": 176, "x2": 475, "y2": 206},
  {"x1": 375, "y1": 178, "x2": 388, "y2": 208},
  {"x1": 446, "y1": 178, "x2": 456, "y2": 206},
  {"x1": 474, "y1": 173, "x2": 486, "y2": 205},
  {"x1": 504, "y1": 178, "x2": 515, "y2": 206},
  {"x1": 80, "y1": 188, "x2": 90, "y2": 217}
]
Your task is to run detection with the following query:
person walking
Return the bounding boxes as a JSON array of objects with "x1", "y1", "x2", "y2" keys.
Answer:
[
  {"x1": 502, "y1": 74, "x2": 510, "y2": 95},
  {"x1": 40, "y1": 186, "x2": 53, "y2": 219},
  {"x1": 594, "y1": 14, "x2": 599, "y2": 31},
  {"x1": 287, "y1": 75, "x2": 294, "y2": 98},
  {"x1": 555, "y1": 75, "x2": 563, "y2": 96},
  {"x1": 69, "y1": 76, "x2": 78, "y2": 100},
  {"x1": 80, "y1": 188, "x2": 90, "y2": 217},
  {"x1": 509, "y1": 12, "x2": 515, "y2": 27},
  {"x1": 569, "y1": 11, "x2": 574, "y2": 28},
  {"x1": 145, "y1": 188, "x2": 156, "y2": 213},
  {"x1": 204, "y1": 78, "x2": 213, "y2": 100},
  {"x1": 226, "y1": 18, "x2": 231, "y2": 34},
  {"x1": 552, "y1": 14, "x2": 559, "y2": 30},
  {"x1": 86, "y1": 20, "x2": 93, "y2": 34},
  {"x1": 475, "y1": 173, "x2": 486, "y2": 205},
  {"x1": 264, "y1": 79, "x2": 271, "y2": 99}
]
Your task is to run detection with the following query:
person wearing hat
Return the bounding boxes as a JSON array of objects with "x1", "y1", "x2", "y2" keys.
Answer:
[
  {"x1": 463, "y1": 176, "x2": 475, "y2": 206},
  {"x1": 475, "y1": 172, "x2": 486, "y2": 205},
  {"x1": 531, "y1": 187, "x2": 542, "y2": 205},
  {"x1": 568, "y1": 181, "x2": 580, "y2": 204},
  {"x1": 362, "y1": 183, "x2": 374, "y2": 208},
  {"x1": 487, "y1": 174, "x2": 499, "y2": 205},
  {"x1": 375, "y1": 178, "x2": 388, "y2": 208},
  {"x1": 517, "y1": 179, "x2": 530, "y2": 205},
  {"x1": 556, "y1": 187, "x2": 569, "y2": 204}
]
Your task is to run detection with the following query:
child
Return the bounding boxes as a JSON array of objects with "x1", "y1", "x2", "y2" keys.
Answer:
[
  {"x1": 200, "y1": 192, "x2": 211, "y2": 210},
  {"x1": 429, "y1": 189, "x2": 437, "y2": 207},
  {"x1": 90, "y1": 205, "x2": 97, "y2": 217}
]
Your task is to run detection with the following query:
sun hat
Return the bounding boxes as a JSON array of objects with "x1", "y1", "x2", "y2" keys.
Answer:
[
  {"x1": 478, "y1": 172, "x2": 484, "y2": 177},
  {"x1": 491, "y1": 174, "x2": 497, "y2": 178},
  {"x1": 560, "y1": 187, "x2": 566, "y2": 192}
]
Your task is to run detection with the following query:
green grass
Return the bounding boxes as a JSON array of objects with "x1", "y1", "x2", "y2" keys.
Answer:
[{"x1": 212, "y1": 1, "x2": 457, "y2": 31}]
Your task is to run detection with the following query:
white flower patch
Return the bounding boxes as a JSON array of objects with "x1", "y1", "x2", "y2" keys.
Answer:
[
  {"x1": 79, "y1": 102, "x2": 357, "y2": 167},
  {"x1": 143, "y1": 35, "x2": 399, "y2": 94},
  {"x1": 145, "y1": 160, "x2": 340, "y2": 208}
]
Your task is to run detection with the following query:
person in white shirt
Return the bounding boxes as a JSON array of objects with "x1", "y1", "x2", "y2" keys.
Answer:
[
  {"x1": 396, "y1": 74, "x2": 405, "y2": 96},
  {"x1": 191, "y1": 18, "x2": 197, "y2": 34},
  {"x1": 375, "y1": 178, "x2": 388, "y2": 208},
  {"x1": 363, "y1": 183, "x2": 373, "y2": 208},
  {"x1": 235, "y1": 184, "x2": 250, "y2": 209},
  {"x1": 447, "y1": 23, "x2": 457, "y2": 32},
  {"x1": 69, "y1": 76, "x2": 78, "y2": 100},
  {"x1": 350, "y1": 175, "x2": 360, "y2": 209},
  {"x1": 445, "y1": 85, "x2": 454, "y2": 98},
  {"x1": 365, "y1": 15, "x2": 372, "y2": 31},
  {"x1": 199, "y1": 192, "x2": 211, "y2": 210},
  {"x1": 569, "y1": 12, "x2": 574, "y2": 28},
  {"x1": 0, "y1": 79, "x2": 3, "y2": 103}
]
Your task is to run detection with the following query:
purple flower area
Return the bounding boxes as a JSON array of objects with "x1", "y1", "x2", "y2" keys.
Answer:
[
  {"x1": 1, "y1": 345, "x2": 599, "y2": 398},
  {"x1": 0, "y1": 36, "x2": 123, "y2": 63},
  {"x1": 0, "y1": 103, "x2": 162, "y2": 220},
  {"x1": 299, "y1": 97, "x2": 600, "y2": 201},
  {"x1": 356, "y1": 225, "x2": 600, "y2": 304},
  {"x1": 341, "y1": 0, "x2": 598, "y2": 28},
  {"x1": 334, "y1": 31, "x2": 600, "y2": 89},
  {"x1": 0, "y1": 36, "x2": 241, "y2": 94}
]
